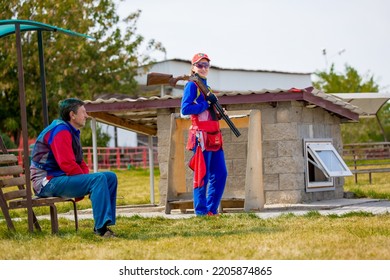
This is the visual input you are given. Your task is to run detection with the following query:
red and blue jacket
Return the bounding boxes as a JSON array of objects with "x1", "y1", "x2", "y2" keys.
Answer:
[
  {"x1": 181, "y1": 78, "x2": 210, "y2": 117},
  {"x1": 30, "y1": 119, "x2": 89, "y2": 194}
]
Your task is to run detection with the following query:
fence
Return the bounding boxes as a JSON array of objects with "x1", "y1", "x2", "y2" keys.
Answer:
[
  {"x1": 13, "y1": 142, "x2": 389, "y2": 171},
  {"x1": 342, "y1": 142, "x2": 390, "y2": 183},
  {"x1": 343, "y1": 142, "x2": 390, "y2": 163},
  {"x1": 9, "y1": 146, "x2": 159, "y2": 170}
]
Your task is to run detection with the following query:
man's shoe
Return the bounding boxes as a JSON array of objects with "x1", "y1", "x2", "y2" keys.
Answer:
[
  {"x1": 101, "y1": 228, "x2": 116, "y2": 238},
  {"x1": 94, "y1": 227, "x2": 116, "y2": 238}
]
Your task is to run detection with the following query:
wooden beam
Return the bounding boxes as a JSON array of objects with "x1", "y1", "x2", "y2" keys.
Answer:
[
  {"x1": 88, "y1": 112, "x2": 157, "y2": 136},
  {"x1": 244, "y1": 110, "x2": 265, "y2": 211},
  {"x1": 302, "y1": 91, "x2": 359, "y2": 121},
  {"x1": 15, "y1": 23, "x2": 34, "y2": 232},
  {"x1": 84, "y1": 98, "x2": 181, "y2": 112}
]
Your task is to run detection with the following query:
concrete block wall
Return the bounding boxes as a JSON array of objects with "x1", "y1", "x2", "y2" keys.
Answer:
[{"x1": 259, "y1": 101, "x2": 344, "y2": 204}]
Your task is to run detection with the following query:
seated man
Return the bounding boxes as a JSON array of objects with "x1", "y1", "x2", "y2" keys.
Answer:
[{"x1": 30, "y1": 98, "x2": 117, "y2": 237}]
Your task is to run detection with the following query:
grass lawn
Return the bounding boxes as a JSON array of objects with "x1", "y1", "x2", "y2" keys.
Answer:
[
  {"x1": 344, "y1": 171, "x2": 390, "y2": 200},
  {"x1": 0, "y1": 167, "x2": 389, "y2": 260}
]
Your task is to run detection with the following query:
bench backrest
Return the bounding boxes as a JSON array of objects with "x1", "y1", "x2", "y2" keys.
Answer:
[
  {"x1": 0, "y1": 135, "x2": 79, "y2": 233},
  {"x1": 0, "y1": 153, "x2": 29, "y2": 206}
]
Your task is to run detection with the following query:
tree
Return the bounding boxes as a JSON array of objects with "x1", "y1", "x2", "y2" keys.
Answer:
[
  {"x1": 80, "y1": 120, "x2": 110, "y2": 147},
  {"x1": 0, "y1": 0, "x2": 165, "y2": 146},
  {"x1": 313, "y1": 64, "x2": 387, "y2": 143},
  {"x1": 0, "y1": 131, "x2": 17, "y2": 149},
  {"x1": 314, "y1": 64, "x2": 379, "y2": 93}
]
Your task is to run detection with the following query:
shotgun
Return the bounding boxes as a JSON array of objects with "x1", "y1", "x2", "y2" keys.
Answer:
[
  {"x1": 146, "y1": 72, "x2": 241, "y2": 137},
  {"x1": 189, "y1": 74, "x2": 241, "y2": 137}
]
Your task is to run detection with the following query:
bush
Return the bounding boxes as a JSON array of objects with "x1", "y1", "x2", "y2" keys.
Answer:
[{"x1": 0, "y1": 132, "x2": 17, "y2": 149}]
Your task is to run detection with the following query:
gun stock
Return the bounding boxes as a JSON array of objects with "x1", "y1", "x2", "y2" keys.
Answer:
[
  {"x1": 147, "y1": 72, "x2": 241, "y2": 137},
  {"x1": 147, "y1": 72, "x2": 190, "y2": 86}
]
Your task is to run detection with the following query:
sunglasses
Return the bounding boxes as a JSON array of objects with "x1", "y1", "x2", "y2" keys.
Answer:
[{"x1": 194, "y1": 62, "x2": 210, "y2": 69}]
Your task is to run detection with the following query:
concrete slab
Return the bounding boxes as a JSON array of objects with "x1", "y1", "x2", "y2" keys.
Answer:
[{"x1": 36, "y1": 198, "x2": 390, "y2": 222}]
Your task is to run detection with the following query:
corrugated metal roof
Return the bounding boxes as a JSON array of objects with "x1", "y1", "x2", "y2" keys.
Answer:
[
  {"x1": 84, "y1": 87, "x2": 363, "y2": 136},
  {"x1": 331, "y1": 92, "x2": 390, "y2": 116}
]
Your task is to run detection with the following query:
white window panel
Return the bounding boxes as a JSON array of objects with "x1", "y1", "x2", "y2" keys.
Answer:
[{"x1": 307, "y1": 142, "x2": 352, "y2": 177}]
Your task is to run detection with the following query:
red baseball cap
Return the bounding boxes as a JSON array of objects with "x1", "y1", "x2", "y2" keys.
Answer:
[{"x1": 192, "y1": 53, "x2": 210, "y2": 64}]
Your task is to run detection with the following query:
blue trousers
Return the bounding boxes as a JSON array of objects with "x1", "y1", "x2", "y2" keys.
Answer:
[
  {"x1": 193, "y1": 149, "x2": 227, "y2": 215},
  {"x1": 38, "y1": 172, "x2": 117, "y2": 230}
]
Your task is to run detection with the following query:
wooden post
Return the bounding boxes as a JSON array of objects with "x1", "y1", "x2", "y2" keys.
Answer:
[
  {"x1": 165, "y1": 114, "x2": 189, "y2": 213},
  {"x1": 15, "y1": 23, "x2": 34, "y2": 232},
  {"x1": 114, "y1": 148, "x2": 118, "y2": 169},
  {"x1": 244, "y1": 110, "x2": 265, "y2": 211}
]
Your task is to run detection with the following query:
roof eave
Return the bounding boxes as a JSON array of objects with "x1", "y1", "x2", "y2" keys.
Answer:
[
  {"x1": 85, "y1": 97, "x2": 181, "y2": 113},
  {"x1": 302, "y1": 91, "x2": 359, "y2": 121}
]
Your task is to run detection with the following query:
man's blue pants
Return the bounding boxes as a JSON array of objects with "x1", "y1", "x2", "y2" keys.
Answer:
[{"x1": 38, "y1": 171, "x2": 117, "y2": 230}]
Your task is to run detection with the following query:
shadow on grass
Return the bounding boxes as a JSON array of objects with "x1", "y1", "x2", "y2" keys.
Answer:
[
  {"x1": 1, "y1": 211, "x2": 387, "y2": 242},
  {"x1": 114, "y1": 213, "x2": 280, "y2": 241},
  {"x1": 0, "y1": 213, "x2": 281, "y2": 241}
]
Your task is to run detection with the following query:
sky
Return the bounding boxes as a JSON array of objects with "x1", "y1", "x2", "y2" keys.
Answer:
[{"x1": 116, "y1": 0, "x2": 390, "y2": 91}]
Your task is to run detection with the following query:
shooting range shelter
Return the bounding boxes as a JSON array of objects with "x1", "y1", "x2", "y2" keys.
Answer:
[
  {"x1": 85, "y1": 86, "x2": 361, "y2": 213},
  {"x1": 0, "y1": 19, "x2": 93, "y2": 231}
]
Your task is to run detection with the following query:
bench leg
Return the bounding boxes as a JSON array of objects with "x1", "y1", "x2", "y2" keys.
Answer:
[
  {"x1": 70, "y1": 200, "x2": 78, "y2": 231},
  {"x1": 49, "y1": 205, "x2": 59, "y2": 234},
  {"x1": 369, "y1": 173, "x2": 372, "y2": 184},
  {"x1": 0, "y1": 195, "x2": 15, "y2": 231},
  {"x1": 32, "y1": 211, "x2": 42, "y2": 231}
]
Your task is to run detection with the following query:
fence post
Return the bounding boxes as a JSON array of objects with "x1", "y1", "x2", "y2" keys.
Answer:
[
  {"x1": 352, "y1": 147, "x2": 358, "y2": 184},
  {"x1": 116, "y1": 148, "x2": 120, "y2": 169},
  {"x1": 87, "y1": 148, "x2": 92, "y2": 169},
  {"x1": 91, "y1": 118, "x2": 98, "y2": 173},
  {"x1": 143, "y1": 147, "x2": 147, "y2": 169},
  {"x1": 18, "y1": 149, "x2": 23, "y2": 165}
]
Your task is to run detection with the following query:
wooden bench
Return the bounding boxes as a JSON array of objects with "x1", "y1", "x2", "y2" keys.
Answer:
[
  {"x1": 165, "y1": 191, "x2": 245, "y2": 214},
  {"x1": 165, "y1": 111, "x2": 265, "y2": 214},
  {"x1": 343, "y1": 142, "x2": 390, "y2": 184},
  {"x1": 0, "y1": 137, "x2": 79, "y2": 234}
]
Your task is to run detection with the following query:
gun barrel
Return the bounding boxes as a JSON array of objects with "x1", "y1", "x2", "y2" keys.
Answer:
[{"x1": 214, "y1": 102, "x2": 241, "y2": 137}]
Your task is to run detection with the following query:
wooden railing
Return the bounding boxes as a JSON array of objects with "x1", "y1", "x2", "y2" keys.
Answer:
[
  {"x1": 342, "y1": 142, "x2": 390, "y2": 183},
  {"x1": 343, "y1": 142, "x2": 390, "y2": 163},
  {"x1": 9, "y1": 146, "x2": 158, "y2": 170}
]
